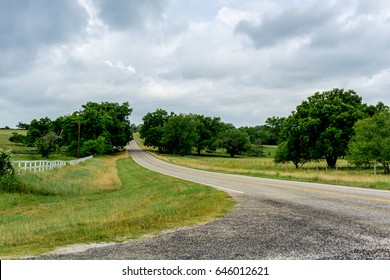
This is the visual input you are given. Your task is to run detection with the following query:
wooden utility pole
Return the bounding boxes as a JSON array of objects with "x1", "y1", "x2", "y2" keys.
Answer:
[{"x1": 77, "y1": 109, "x2": 81, "y2": 159}]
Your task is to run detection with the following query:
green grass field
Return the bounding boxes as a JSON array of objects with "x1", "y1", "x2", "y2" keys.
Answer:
[{"x1": 0, "y1": 153, "x2": 234, "y2": 259}]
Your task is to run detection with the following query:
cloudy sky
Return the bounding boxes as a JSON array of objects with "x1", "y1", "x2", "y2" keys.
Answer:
[{"x1": 1, "y1": 0, "x2": 390, "y2": 128}]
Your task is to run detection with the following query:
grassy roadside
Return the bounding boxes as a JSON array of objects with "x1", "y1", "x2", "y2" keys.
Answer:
[
  {"x1": 135, "y1": 140, "x2": 390, "y2": 191},
  {"x1": 0, "y1": 153, "x2": 234, "y2": 259}
]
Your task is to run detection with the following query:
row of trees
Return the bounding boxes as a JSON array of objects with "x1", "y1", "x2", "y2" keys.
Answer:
[
  {"x1": 140, "y1": 89, "x2": 389, "y2": 173},
  {"x1": 139, "y1": 109, "x2": 283, "y2": 157},
  {"x1": 10, "y1": 102, "x2": 133, "y2": 157}
]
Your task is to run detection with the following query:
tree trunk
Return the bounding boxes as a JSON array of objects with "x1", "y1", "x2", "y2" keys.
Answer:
[
  {"x1": 384, "y1": 164, "x2": 390, "y2": 174},
  {"x1": 326, "y1": 156, "x2": 338, "y2": 168}
]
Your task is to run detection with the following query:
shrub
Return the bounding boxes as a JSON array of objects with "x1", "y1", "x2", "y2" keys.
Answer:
[
  {"x1": 0, "y1": 148, "x2": 14, "y2": 176},
  {"x1": 9, "y1": 133, "x2": 26, "y2": 144},
  {"x1": 80, "y1": 136, "x2": 113, "y2": 156},
  {"x1": 0, "y1": 174, "x2": 27, "y2": 193},
  {"x1": 0, "y1": 148, "x2": 25, "y2": 193}
]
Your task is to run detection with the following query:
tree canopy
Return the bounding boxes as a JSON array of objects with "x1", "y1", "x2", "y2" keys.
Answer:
[
  {"x1": 140, "y1": 110, "x2": 233, "y2": 156},
  {"x1": 21, "y1": 102, "x2": 133, "y2": 157},
  {"x1": 276, "y1": 88, "x2": 367, "y2": 168},
  {"x1": 193, "y1": 115, "x2": 225, "y2": 155},
  {"x1": 218, "y1": 128, "x2": 251, "y2": 158},
  {"x1": 161, "y1": 114, "x2": 199, "y2": 155},
  {"x1": 139, "y1": 109, "x2": 171, "y2": 152},
  {"x1": 348, "y1": 110, "x2": 390, "y2": 173}
]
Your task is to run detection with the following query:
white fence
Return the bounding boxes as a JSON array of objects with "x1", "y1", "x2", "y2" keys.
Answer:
[
  {"x1": 68, "y1": 155, "x2": 93, "y2": 165},
  {"x1": 13, "y1": 156, "x2": 93, "y2": 173}
]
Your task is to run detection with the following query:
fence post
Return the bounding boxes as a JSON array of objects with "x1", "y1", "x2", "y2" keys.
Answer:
[{"x1": 374, "y1": 164, "x2": 377, "y2": 175}]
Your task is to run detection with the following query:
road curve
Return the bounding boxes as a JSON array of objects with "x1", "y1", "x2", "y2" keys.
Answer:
[
  {"x1": 33, "y1": 141, "x2": 390, "y2": 260},
  {"x1": 128, "y1": 141, "x2": 390, "y2": 225}
]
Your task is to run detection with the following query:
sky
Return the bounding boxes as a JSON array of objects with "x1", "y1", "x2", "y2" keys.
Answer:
[{"x1": 1, "y1": 0, "x2": 390, "y2": 128}]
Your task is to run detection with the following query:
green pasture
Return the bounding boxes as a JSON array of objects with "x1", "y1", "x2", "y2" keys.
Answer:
[{"x1": 0, "y1": 153, "x2": 234, "y2": 259}]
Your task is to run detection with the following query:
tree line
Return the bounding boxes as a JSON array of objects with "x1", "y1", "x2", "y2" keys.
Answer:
[
  {"x1": 139, "y1": 109, "x2": 284, "y2": 157},
  {"x1": 140, "y1": 89, "x2": 390, "y2": 173},
  {"x1": 6, "y1": 88, "x2": 390, "y2": 173},
  {"x1": 10, "y1": 102, "x2": 133, "y2": 158}
]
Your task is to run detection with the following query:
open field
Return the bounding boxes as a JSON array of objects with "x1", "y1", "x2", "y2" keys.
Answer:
[
  {"x1": 135, "y1": 139, "x2": 390, "y2": 191},
  {"x1": 0, "y1": 152, "x2": 234, "y2": 259},
  {"x1": 0, "y1": 129, "x2": 26, "y2": 151},
  {"x1": 0, "y1": 129, "x2": 74, "y2": 160}
]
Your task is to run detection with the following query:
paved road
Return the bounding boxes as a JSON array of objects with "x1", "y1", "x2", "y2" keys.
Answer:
[
  {"x1": 129, "y1": 141, "x2": 390, "y2": 224},
  {"x1": 33, "y1": 141, "x2": 390, "y2": 259}
]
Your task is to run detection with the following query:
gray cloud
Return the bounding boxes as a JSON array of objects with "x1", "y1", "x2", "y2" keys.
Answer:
[
  {"x1": 234, "y1": 0, "x2": 390, "y2": 82},
  {"x1": 1, "y1": 0, "x2": 390, "y2": 128},
  {"x1": 235, "y1": 1, "x2": 390, "y2": 52},
  {"x1": 235, "y1": 2, "x2": 332, "y2": 48},
  {"x1": 93, "y1": 0, "x2": 168, "y2": 30},
  {"x1": 0, "y1": 0, "x2": 88, "y2": 75}
]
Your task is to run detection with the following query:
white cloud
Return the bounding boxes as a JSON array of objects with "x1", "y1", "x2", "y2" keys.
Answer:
[
  {"x1": 215, "y1": 6, "x2": 259, "y2": 26},
  {"x1": 104, "y1": 61, "x2": 136, "y2": 76}
]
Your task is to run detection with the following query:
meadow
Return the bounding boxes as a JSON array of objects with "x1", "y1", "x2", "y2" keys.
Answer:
[{"x1": 0, "y1": 130, "x2": 234, "y2": 259}]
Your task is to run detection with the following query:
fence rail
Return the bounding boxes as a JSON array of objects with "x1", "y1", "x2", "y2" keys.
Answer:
[{"x1": 12, "y1": 156, "x2": 93, "y2": 173}]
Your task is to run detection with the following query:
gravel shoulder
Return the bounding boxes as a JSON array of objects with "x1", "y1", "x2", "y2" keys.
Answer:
[{"x1": 30, "y1": 192, "x2": 390, "y2": 260}]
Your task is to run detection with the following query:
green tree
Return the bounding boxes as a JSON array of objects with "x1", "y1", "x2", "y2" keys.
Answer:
[
  {"x1": 35, "y1": 131, "x2": 58, "y2": 158},
  {"x1": 348, "y1": 110, "x2": 390, "y2": 174},
  {"x1": 277, "y1": 88, "x2": 366, "y2": 168},
  {"x1": 25, "y1": 117, "x2": 53, "y2": 146},
  {"x1": 219, "y1": 129, "x2": 251, "y2": 158},
  {"x1": 16, "y1": 122, "x2": 29, "y2": 130},
  {"x1": 193, "y1": 115, "x2": 225, "y2": 155},
  {"x1": 140, "y1": 109, "x2": 171, "y2": 152},
  {"x1": 80, "y1": 136, "x2": 112, "y2": 156},
  {"x1": 57, "y1": 102, "x2": 132, "y2": 156},
  {"x1": 274, "y1": 115, "x2": 313, "y2": 168},
  {"x1": 239, "y1": 126, "x2": 263, "y2": 145},
  {"x1": 264, "y1": 116, "x2": 286, "y2": 145},
  {"x1": 364, "y1": 101, "x2": 390, "y2": 117},
  {"x1": 55, "y1": 114, "x2": 79, "y2": 155},
  {"x1": 161, "y1": 114, "x2": 198, "y2": 155},
  {"x1": 97, "y1": 102, "x2": 133, "y2": 148}
]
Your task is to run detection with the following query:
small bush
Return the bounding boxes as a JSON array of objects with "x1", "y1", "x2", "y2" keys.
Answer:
[
  {"x1": 0, "y1": 148, "x2": 32, "y2": 194},
  {"x1": 0, "y1": 148, "x2": 14, "y2": 176},
  {"x1": 9, "y1": 133, "x2": 26, "y2": 144},
  {"x1": 0, "y1": 174, "x2": 28, "y2": 194},
  {"x1": 80, "y1": 136, "x2": 113, "y2": 156}
]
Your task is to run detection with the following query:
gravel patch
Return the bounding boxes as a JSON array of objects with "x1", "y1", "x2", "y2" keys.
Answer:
[{"x1": 29, "y1": 193, "x2": 390, "y2": 260}]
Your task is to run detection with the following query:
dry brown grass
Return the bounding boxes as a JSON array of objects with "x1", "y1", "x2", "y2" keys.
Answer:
[{"x1": 17, "y1": 153, "x2": 128, "y2": 195}]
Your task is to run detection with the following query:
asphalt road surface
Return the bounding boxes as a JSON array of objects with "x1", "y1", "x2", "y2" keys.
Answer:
[{"x1": 33, "y1": 141, "x2": 390, "y2": 260}]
